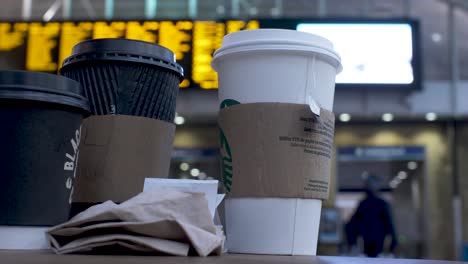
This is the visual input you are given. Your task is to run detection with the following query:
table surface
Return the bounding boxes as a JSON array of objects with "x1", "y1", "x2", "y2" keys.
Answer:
[{"x1": 0, "y1": 251, "x2": 466, "y2": 264}]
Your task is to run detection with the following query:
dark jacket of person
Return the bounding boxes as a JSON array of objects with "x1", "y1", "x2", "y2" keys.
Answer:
[{"x1": 346, "y1": 191, "x2": 398, "y2": 257}]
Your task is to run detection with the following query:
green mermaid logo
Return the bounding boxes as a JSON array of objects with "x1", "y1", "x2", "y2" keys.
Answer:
[{"x1": 219, "y1": 99, "x2": 240, "y2": 192}]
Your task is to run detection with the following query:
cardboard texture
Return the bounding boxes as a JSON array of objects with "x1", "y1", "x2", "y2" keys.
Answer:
[
  {"x1": 48, "y1": 190, "x2": 223, "y2": 256},
  {"x1": 218, "y1": 103, "x2": 335, "y2": 200},
  {"x1": 73, "y1": 115, "x2": 175, "y2": 203}
]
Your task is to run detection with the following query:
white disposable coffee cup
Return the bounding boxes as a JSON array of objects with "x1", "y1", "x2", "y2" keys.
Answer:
[
  {"x1": 212, "y1": 29, "x2": 341, "y2": 255},
  {"x1": 212, "y1": 28, "x2": 342, "y2": 111}
]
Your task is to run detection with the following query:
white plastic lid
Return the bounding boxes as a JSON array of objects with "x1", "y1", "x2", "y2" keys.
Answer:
[{"x1": 212, "y1": 29, "x2": 342, "y2": 72}]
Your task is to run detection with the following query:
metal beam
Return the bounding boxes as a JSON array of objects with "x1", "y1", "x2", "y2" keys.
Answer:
[
  {"x1": 318, "y1": 0, "x2": 327, "y2": 17},
  {"x1": 272, "y1": 0, "x2": 283, "y2": 17},
  {"x1": 188, "y1": 0, "x2": 197, "y2": 18},
  {"x1": 43, "y1": 0, "x2": 62, "y2": 21},
  {"x1": 105, "y1": 0, "x2": 114, "y2": 20},
  {"x1": 448, "y1": 1, "x2": 458, "y2": 115},
  {"x1": 80, "y1": 0, "x2": 96, "y2": 18},
  {"x1": 448, "y1": 0, "x2": 468, "y2": 11},
  {"x1": 363, "y1": 0, "x2": 371, "y2": 16},
  {"x1": 62, "y1": 0, "x2": 72, "y2": 19},
  {"x1": 231, "y1": 0, "x2": 240, "y2": 17},
  {"x1": 145, "y1": 0, "x2": 157, "y2": 19},
  {"x1": 404, "y1": 0, "x2": 411, "y2": 17},
  {"x1": 448, "y1": 2, "x2": 461, "y2": 260},
  {"x1": 22, "y1": 0, "x2": 32, "y2": 20}
]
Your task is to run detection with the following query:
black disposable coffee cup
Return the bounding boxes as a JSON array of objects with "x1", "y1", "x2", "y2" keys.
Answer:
[
  {"x1": 0, "y1": 70, "x2": 90, "y2": 226},
  {"x1": 60, "y1": 38, "x2": 184, "y2": 122}
]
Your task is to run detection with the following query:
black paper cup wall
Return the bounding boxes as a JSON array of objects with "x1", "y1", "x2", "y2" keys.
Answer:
[
  {"x1": 0, "y1": 71, "x2": 90, "y2": 226},
  {"x1": 60, "y1": 38, "x2": 184, "y2": 122}
]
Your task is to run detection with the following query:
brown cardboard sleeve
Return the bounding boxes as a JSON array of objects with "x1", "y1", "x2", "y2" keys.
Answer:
[
  {"x1": 72, "y1": 115, "x2": 175, "y2": 203},
  {"x1": 218, "y1": 103, "x2": 335, "y2": 200}
]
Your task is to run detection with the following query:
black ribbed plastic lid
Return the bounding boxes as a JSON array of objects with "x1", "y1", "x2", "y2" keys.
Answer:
[
  {"x1": 61, "y1": 38, "x2": 184, "y2": 82},
  {"x1": 0, "y1": 70, "x2": 90, "y2": 114}
]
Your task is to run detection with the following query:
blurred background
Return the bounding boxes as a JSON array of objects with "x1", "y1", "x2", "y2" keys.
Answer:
[{"x1": 1, "y1": 0, "x2": 468, "y2": 261}]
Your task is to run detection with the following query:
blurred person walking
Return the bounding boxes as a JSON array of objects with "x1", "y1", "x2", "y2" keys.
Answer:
[{"x1": 345, "y1": 174, "x2": 398, "y2": 257}]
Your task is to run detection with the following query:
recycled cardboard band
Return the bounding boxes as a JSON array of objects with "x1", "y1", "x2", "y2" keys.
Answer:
[
  {"x1": 218, "y1": 103, "x2": 334, "y2": 200},
  {"x1": 72, "y1": 115, "x2": 175, "y2": 203}
]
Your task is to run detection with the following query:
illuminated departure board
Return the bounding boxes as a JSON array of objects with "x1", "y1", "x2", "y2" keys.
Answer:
[
  {"x1": 26, "y1": 22, "x2": 60, "y2": 71},
  {"x1": 0, "y1": 22, "x2": 28, "y2": 70},
  {"x1": 0, "y1": 19, "x2": 420, "y2": 90},
  {"x1": 59, "y1": 22, "x2": 93, "y2": 65},
  {"x1": 192, "y1": 21, "x2": 223, "y2": 89},
  {"x1": 0, "y1": 20, "x2": 260, "y2": 89}
]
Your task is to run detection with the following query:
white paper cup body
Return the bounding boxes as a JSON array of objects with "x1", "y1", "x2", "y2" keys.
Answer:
[
  {"x1": 212, "y1": 29, "x2": 342, "y2": 111},
  {"x1": 0, "y1": 226, "x2": 49, "y2": 250},
  {"x1": 213, "y1": 29, "x2": 340, "y2": 255},
  {"x1": 225, "y1": 198, "x2": 322, "y2": 255}
]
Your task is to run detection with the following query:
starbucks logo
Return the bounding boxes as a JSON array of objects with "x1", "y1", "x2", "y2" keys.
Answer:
[
  {"x1": 219, "y1": 99, "x2": 240, "y2": 192},
  {"x1": 220, "y1": 99, "x2": 240, "y2": 109},
  {"x1": 219, "y1": 130, "x2": 233, "y2": 192}
]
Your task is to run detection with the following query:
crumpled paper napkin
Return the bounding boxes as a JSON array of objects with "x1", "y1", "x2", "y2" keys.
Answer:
[{"x1": 47, "y1": 190, "x2": 224, "y2": 256}]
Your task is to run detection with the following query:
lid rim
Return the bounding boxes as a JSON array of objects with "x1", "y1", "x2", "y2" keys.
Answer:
[
  {"x1": 212, "y1": 45, "x2": 342, "y2": 72},
  {"x1": 213, "y1": 39, "x2": 340, "y2": 59},
  {"x1": 0, "y1": 70, "x2": 90, "y2": 114},
  {"x1": 61, "y1": 52, "x2": 184, "y2": 81},
  {"x1": 73, "y1": 38, "x2": 175, "y2": 54},
  {"x1": 64, "y1": 38, "x2": 184, "y2": 81},
  {"x1": 212, "y1": 29, "x2": 342, "y2": 72},
  {"x1": 72, "y1": 38, "x2": 176, "y2": 57},
  {"x1": 0, "y1": 90, "x2": 90, "y2": 115},
  {"x1": 0, "y1": 84, "x2": 89, "y2": 101}
]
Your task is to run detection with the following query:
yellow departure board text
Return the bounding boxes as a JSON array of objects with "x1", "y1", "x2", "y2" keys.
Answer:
[
  {"x1": 126, "y1": 21, "x2": 158, "y2": 43},
  {"x1": 0, "y1": 19, "x2": 265, "y2": 88},
  {"x1": 192, "y1": 21, "x2": 224, "y2": 89},
  {"x1": 0, "y1": 22, "x2": 28, "y2": 51},
  {"x1": 179, "y1": 79, "x2": 190, "y2": 88},
  {"x1": 93, "y1": 21, "x2": 126, "y2": 39},
  {"x1": 26, "y1": 22, "x2": 60, "y2": 71},
  {"x1": 158, "y1": 21, "x2": 193, "y2": 88},
  {"x1": 226, "y1": 20, "x2": 259, "y2": 34},
  {"x1": 59, "y1": 22, "x2": 93, "y2": 67},
  {"x1": 158, "y1": 21, "x2": 192, "y2": 60}
]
